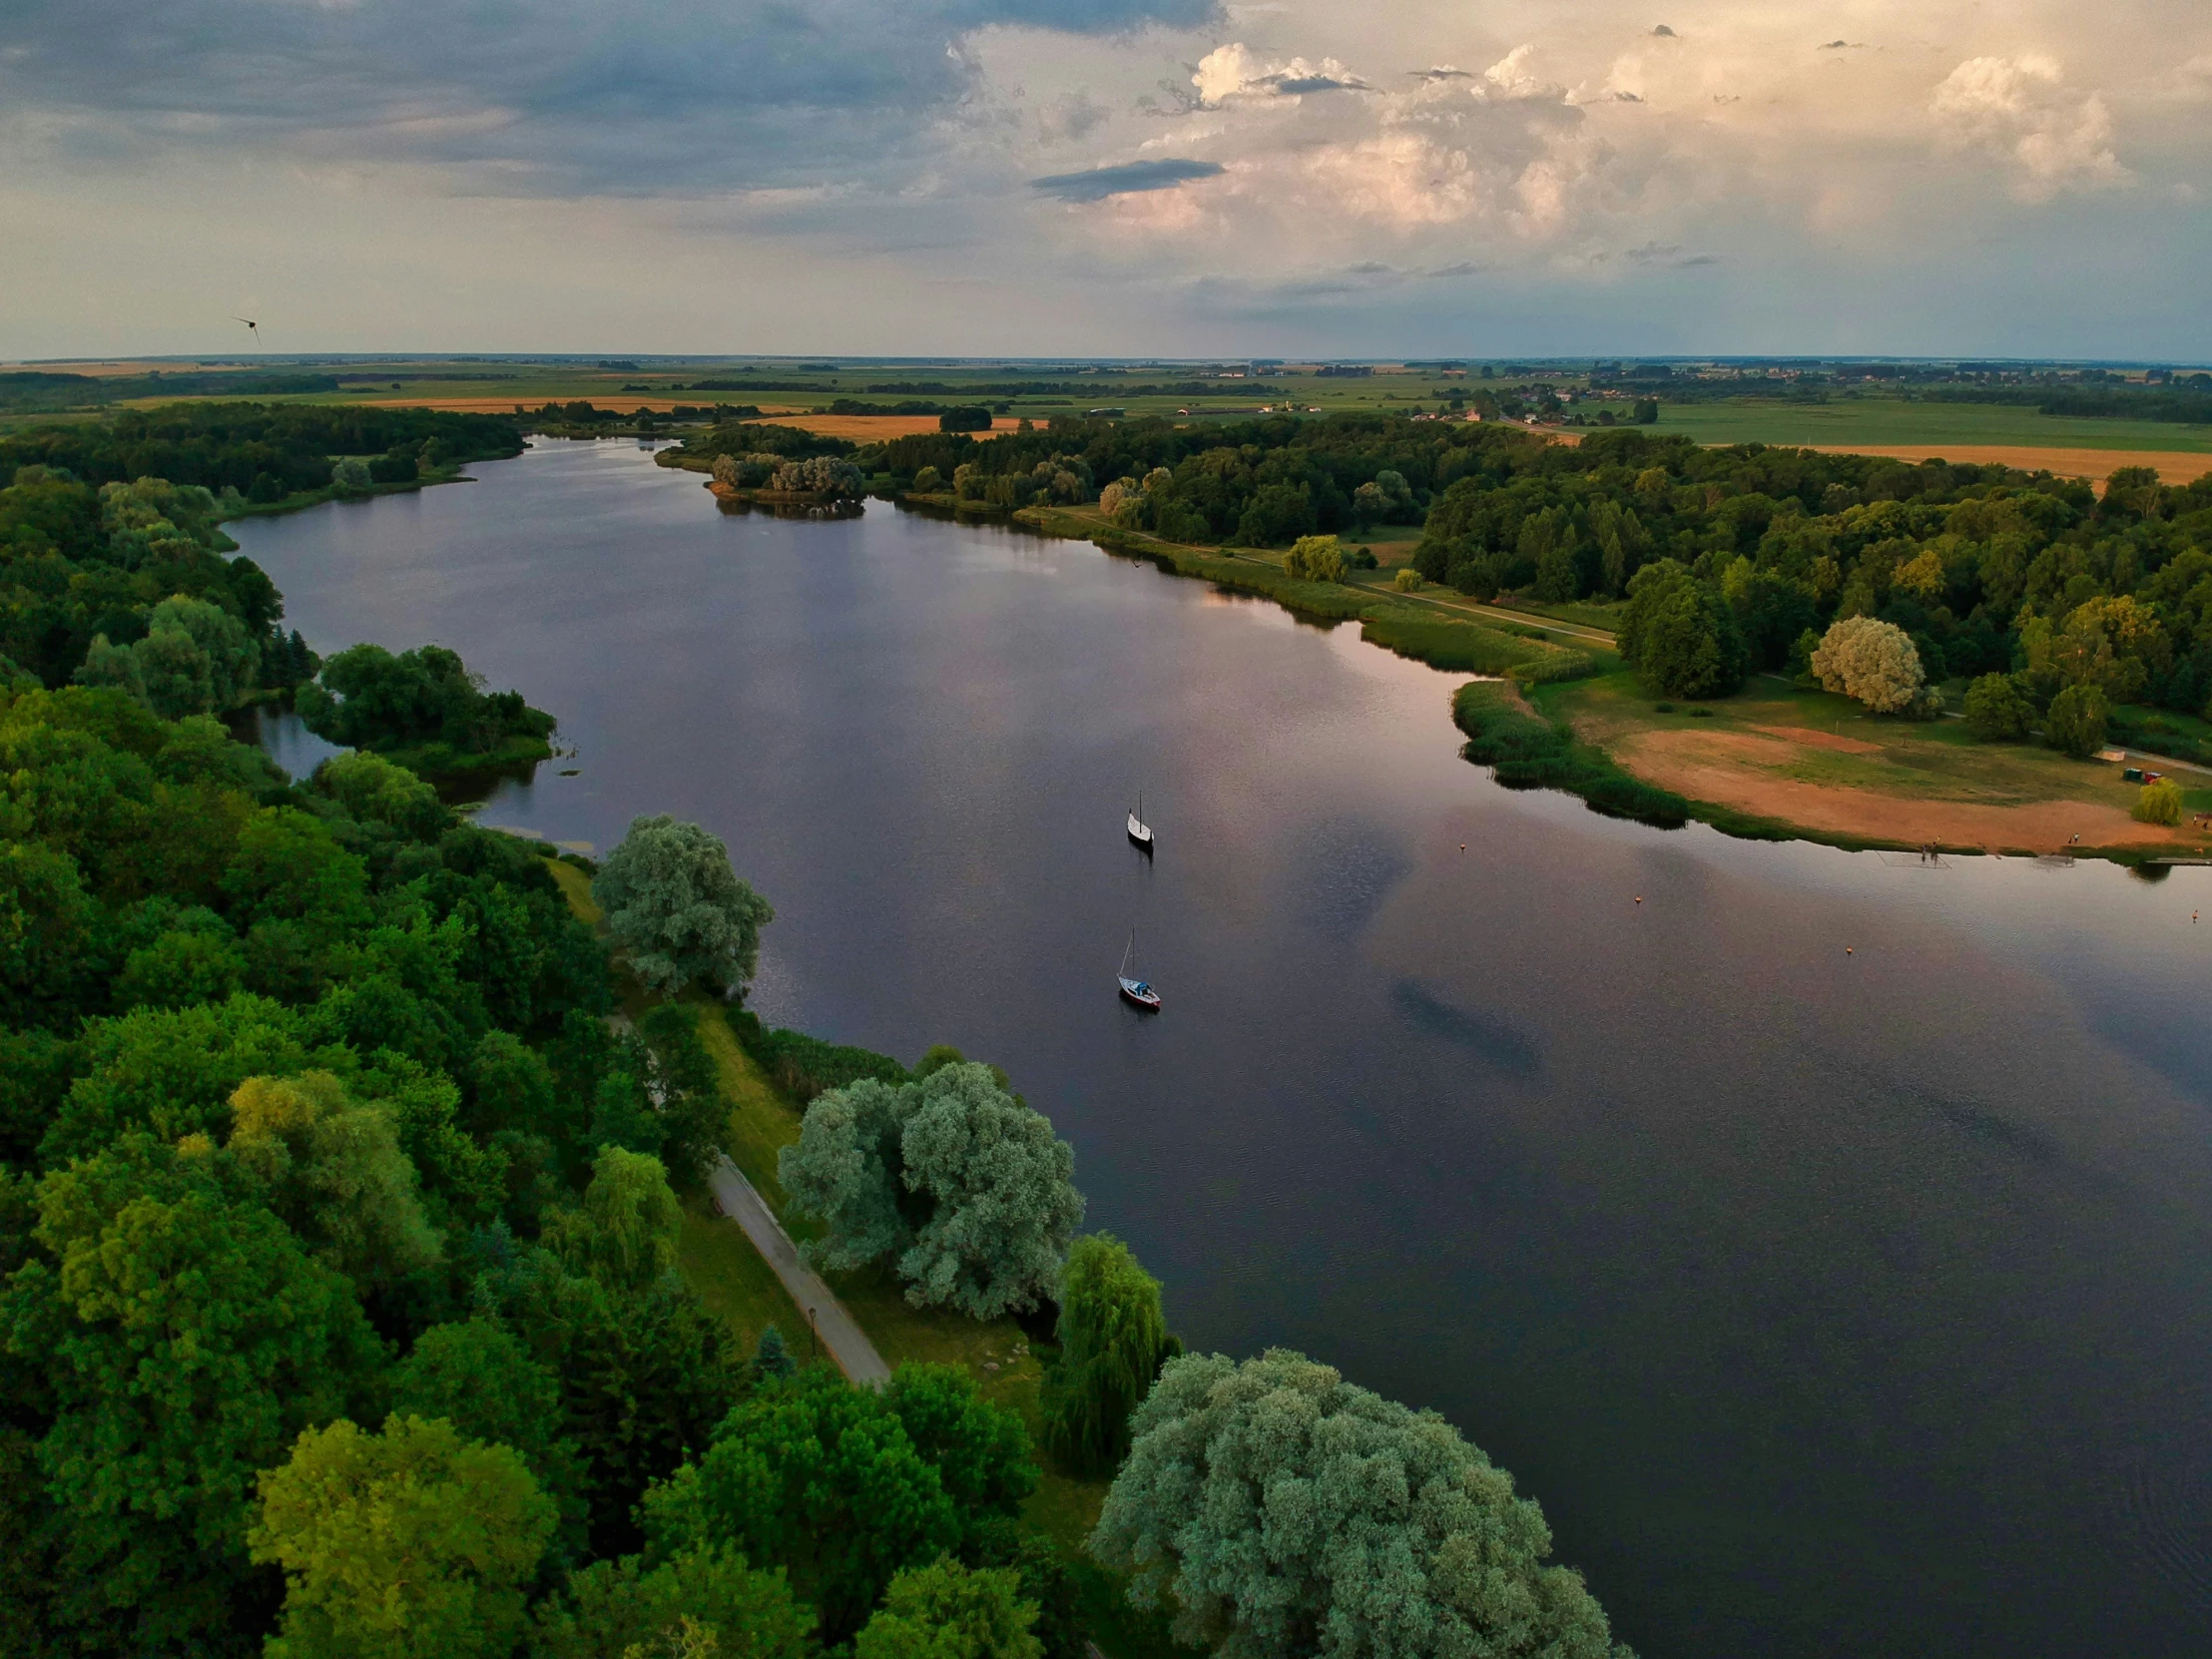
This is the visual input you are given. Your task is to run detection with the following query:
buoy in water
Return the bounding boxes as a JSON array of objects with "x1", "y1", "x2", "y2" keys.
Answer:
[{"x1": 1846, "y1": 947, "x2": 1854, "y2": 955}]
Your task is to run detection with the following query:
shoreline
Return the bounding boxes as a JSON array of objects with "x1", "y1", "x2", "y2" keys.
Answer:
[{"x1": 982, "y1": 496, "x2": 2209, "y2": 868}]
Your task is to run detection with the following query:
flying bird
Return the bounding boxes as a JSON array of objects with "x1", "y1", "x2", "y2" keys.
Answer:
[{"x1": 233, "y1": 316, "x2": 259, "y2": 335}]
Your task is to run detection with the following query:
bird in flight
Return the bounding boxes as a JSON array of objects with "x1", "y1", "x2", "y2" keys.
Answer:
[{"x1": 233, "y1": 316, "x2": 259, "y2": 335}]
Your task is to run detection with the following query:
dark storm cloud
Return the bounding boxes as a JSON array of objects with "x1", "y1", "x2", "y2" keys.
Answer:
[
  {"x1": 0, "y1": 0, "x2": 1222, "y2": 192},
  {"x1": 1029, "y1": 158, "x2": 1224, "y2": 201}
]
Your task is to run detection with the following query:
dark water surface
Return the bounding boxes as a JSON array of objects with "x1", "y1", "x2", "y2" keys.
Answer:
[{"x1": 234, "y1": 440, "x2": 2212, "y2": 1658}]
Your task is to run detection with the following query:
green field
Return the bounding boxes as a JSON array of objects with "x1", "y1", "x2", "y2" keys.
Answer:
[{"x1": 1648, "y1": 396, "x2": 2212, "y2": 455}]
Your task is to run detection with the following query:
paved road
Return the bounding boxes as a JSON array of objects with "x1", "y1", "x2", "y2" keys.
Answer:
[{"x1": 708, "y1": 1155, "x2": 891, "y2": 1386}]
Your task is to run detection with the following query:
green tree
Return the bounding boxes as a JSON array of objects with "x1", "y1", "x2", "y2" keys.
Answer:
[
  {"x1": 1618, "y1": 560, "x2": 1746, "y2": 700},
  {"x1": 393, "y1": 1318, "x2": 586, "y2": 1538},
  {"x1": 1092, "y1": 1349, "x2": 1626, "y2": 1659},
  {"x1": 594, "y1": 816, "x2": 775, "y2": 995},
  {"x1": 780, "y1": 1062, "x2": 1083, "y2": 1321},
  {"x1": 2133, "y1": 778, "x2": 2185, "y2": 826},
  {"x1": 530, "y1": 1543, "x2": 814, "y2": 1659},
  {"x1": 250, "y1": 1414, "x2": 557, "y2": 1659},
  {"x1": 226, "y1": 1071, "x2": 442, "y2": 1294},
  {"x1": 0, "y1": 1136, "x2": 384, "y2": 1649},
  {"x1": 2044, "y1": 682, "x2": 2109, "y2": 758},
  {"x1": 495, "y1": 1258, "x2": 741, "y2": 1559},
  {"x1": 1043, "y1": 1235, "x2": 1178, "y2": 1475},
  {"x1": 544, "y1": 1144, "x2": 684, "y2": 1291},
  {"x1": 884, "y1": 1364, "x2": 1039, "y2": 1534},
  {"x1": 647, "y1": 1367, "x2": 963, "y2": 1644},
  {"x1": 854, "y1": 1558, "x2": 1042, "y2": 1659},
  {"x1": 753, "y1": 1325, "x2": 797, "y2": 1382},
  {"x1": 1962, "y1": 673, "x2": 2035, "y2": 741}
]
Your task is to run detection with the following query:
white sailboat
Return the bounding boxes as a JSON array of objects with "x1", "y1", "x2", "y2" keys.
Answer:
[
  {"x1": 1127, "y1": 790, "x2": 1154, "y2": 851},
  {"x1": 1117, "y1": 930, "x2": 1161, "y2": 1011}
]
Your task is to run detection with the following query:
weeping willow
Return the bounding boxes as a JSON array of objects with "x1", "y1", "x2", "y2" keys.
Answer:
[{"x1": 1042, "y1": 1234, "x2": 1180, "y2": 1476}]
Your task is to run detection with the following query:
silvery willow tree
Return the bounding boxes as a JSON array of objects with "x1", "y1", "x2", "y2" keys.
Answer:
[
  {"x1": 1091, "y1": 1349, "x2": 1628, "y2": 1659},
  {"x1": 778, "y1": 1062, "x2": 1082, "y2": 1320},
  {"x1": 592, "y1": 817, "x2": 774, "y2": 996}
]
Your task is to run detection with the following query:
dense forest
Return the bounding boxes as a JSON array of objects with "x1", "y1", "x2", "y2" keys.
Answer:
[{"x1": 0, "y1": 403, "x2": 524, "y2": 499}]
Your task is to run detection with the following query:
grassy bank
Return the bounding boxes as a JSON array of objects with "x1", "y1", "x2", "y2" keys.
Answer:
[{"x1": 1013, "y1": 502, "x2": 1594, "y2": 686}]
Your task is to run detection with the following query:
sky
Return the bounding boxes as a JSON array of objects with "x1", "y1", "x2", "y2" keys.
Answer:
[{"x1": 3, "y1": 1, "x2": 2208, "y2": 360}]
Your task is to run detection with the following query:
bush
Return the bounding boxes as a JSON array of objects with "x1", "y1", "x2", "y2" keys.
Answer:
[
  {"x1": 2044, "y1": 683, "x2": 2110, "y2": 758},
  {"x1": 1392, "y1": 566, "x2": 1422, "y2": 592},
  {"x1": 2133, "y1": 778, "x2": 2184, "y2": 826},
  {"x1": 912, "y1": 466, "x2": 942, "y2": 493},
  {"x1": 1810, "y1": 616, "x2": 1937, "y2": 716},
  {"x1": 1963, "y1": 672, "x2": 2035, "y2": 741}
]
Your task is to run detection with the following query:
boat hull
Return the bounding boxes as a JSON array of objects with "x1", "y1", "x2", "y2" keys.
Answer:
[
  {"x1": 1118, "y1": 977, "x2": 1161, "y2": 1011},
  {"x1": 1127, "y1": 815, "x2": 1153, "y2": 851}
]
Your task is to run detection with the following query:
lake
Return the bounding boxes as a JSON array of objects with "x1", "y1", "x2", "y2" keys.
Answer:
[{"x1": 232, "y1": 439, "x2": 2212, "y2": 1658}]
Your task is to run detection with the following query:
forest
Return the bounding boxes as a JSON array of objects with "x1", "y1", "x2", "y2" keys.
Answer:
[{"x1": 0, "y1": 403, "x2": 524, "y2": 499}]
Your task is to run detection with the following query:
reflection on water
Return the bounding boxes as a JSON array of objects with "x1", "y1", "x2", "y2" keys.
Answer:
[{"x1": 231, "y1": 439, "x2": 2212, "y2": 1659}]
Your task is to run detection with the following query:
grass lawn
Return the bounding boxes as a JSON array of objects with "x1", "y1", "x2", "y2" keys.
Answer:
[{"x1": 1650, "y1": 396, "x2": 2212, "y2": 456}]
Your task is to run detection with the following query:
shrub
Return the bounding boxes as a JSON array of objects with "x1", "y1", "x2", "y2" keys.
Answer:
[
  {"x1": 2044, "y1": 683, "x2": 2110, "y2": 758},
  {"x1": 2133, "y1": 779, "x2": 2184, "y2": 826},
  {"x1": 1810, "y1": 616, "x2": 1938, "y2": 716},
  {"x1": 1392, "y1": 566, "x2": 1422, "y2": 592},
  {"x1": 1963, "y1": 673, "x2": 2035, "y2": 741},
  {"x1": 912, "y1": 466, "x2": 942, "y2": 493}
]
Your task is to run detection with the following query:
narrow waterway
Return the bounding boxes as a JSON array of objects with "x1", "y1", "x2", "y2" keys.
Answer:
[{"x1": 233, "y1": 440, "x2": 2212, "y2": 1658}]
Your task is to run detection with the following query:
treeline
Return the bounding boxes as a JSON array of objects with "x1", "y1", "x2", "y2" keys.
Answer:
[
  {"x1": 0, "y1": 403, "x2": 524, "y2": 500},
  {"x1": 663, "y1": 420, "x2": 858, "y2": 467},
  {"x1": 882, "y1": 413, "x2": 1547, "y2": 545},
  {"x1": 296, "y1": 643, "x2": 557, "y2": 777},
  {"x1": 0, "y1": 370, "x2": 342, "y2": 415},
  {"x1": 1415, "y1": 428, "x2": 2212, "y2": 723},
  {"x1": 1925, "y1": 383, "x2": 2212, "y2": 423}
]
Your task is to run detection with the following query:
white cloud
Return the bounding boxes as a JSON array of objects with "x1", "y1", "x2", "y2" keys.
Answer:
[
  {"x1": 1932, "y1": 56, "x2": 2128, "y2": 200},
  {"x1": 1193, "y1": 42, "x2": 1372, "y2": 104}
]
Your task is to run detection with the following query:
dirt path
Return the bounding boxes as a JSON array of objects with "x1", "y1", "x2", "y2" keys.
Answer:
[
  {"x1": 1614, "y1": 729, "x2": 2198, "y2": 852},
  {"x1": 708, "y1": 1154, "x2": 889, "y2": 1386}
]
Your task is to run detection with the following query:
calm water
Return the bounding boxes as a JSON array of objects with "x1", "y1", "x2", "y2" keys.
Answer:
[{"x1": 234, "y1": 441, "x2": 2212, "y2": 1658}]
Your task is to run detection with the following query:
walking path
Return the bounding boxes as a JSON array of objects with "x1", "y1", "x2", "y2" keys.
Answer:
[{"x1": 708, "y1": 1154, "x2": 891, "y2": 1386}]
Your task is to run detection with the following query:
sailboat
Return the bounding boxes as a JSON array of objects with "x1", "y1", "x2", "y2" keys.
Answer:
[
  {"x1": 1117, "y1": 930, "x2": 1161, "y2": 1011},
  {"x1": 1127, "y1": 790, "x2": 1154, "y2": 852}
]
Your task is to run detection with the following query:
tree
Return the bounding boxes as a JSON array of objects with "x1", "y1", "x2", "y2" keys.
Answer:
[
  {"x1": 1963, "y1": 673, "x2": 2035, "y2": 741},
  {"x1": 2044, "y1": 683, "x2": 2109, "y2": 758},
  {"x1": 780, "y1": 1062, "x2": 1083, "y2": 1320},
  {"x1": 227, "y1": 1071, "x2": 442, "y2": 1294},
  {"x1": 545, "y1": 1145, "x2": 684, "y2": 1291},
  {"x1": 0, "y1": 1136, "x2": 384, "y2": 1649},
  {"x1": 530, "y1": 1543, "x2": 813, "y2": 1659},
  {"x1": 393, "y1": 1319, "x2": 585, "y2": 1537},
  {"x1": 250, "y1": 1414, "x2": 557, "y2": 1659},
  {"x1": 753, "y1": 1325, "x2": 797, "y2": 1382},
  {"x1": 854, "y1": 1559, "x2": 1042, "y2": 1659},
  {"x1": 594, "y1": 816, "x2": 774, "y2": 995},
  {"x1": 884, "y1": 1364, "x2": 1038, "y2": 1533},
  {"x1": 1810, "y1": 616, "x2": 1937, "y2": 716},
  {"x1": 1043, "y1": 1235, "x2": 1178, "y2": 1475},
  {"x1": 649, "y1": 1366, "x2": 964, "y2": 1645},
  {"x1": 492, "y1": 1257, "x2": 740, "y2": 1559},
  {"x1": 1092, "y1": 1349, "x2": 1625, "y2": 1659},
  {"x1": 1283, "y1": 535, "x2": 1346, "y2": 583},
  {"x1": 2134, "y1": 779, "x2": 2185, "y2": 826},
  {"x1": 1619, "y1": 560, "x2": 1747, "y2": 700}
]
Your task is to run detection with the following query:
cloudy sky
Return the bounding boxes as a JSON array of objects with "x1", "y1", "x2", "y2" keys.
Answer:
[{"x1": 3, "y1": 1, "x2": 2208, "y2": 359}]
